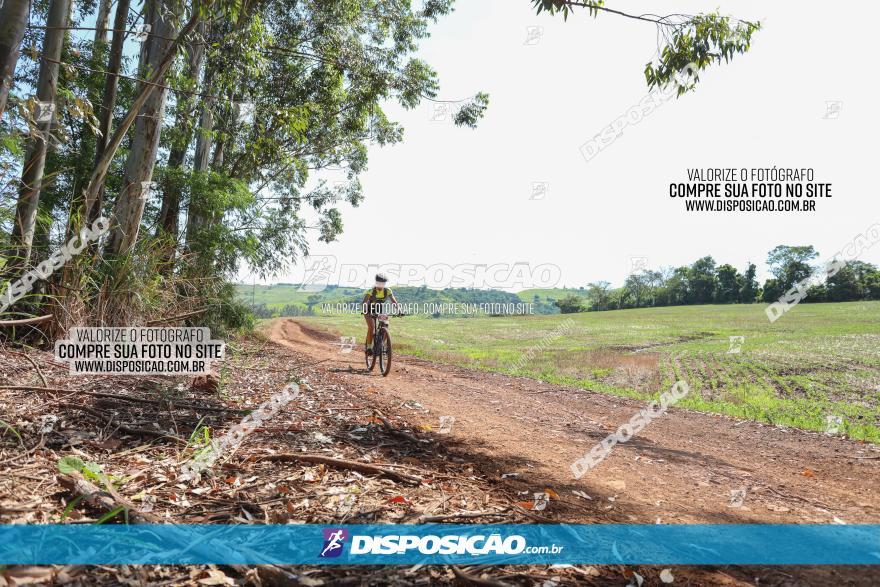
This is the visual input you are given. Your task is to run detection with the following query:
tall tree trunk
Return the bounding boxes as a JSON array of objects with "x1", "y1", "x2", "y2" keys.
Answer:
[
  {"x1": 156, "y1": 21, "x2": 206, "y2": 267},
  {"x1": 93, "y1": 0, "x2": 113, "y2": 45},
  {"x1": 183, "y1": 64, "x2": 216, "y2": 249},
  {"x1": 30, "y1": 202, "x2": 52, "y2": 297},
  {"x1": 0, "y1": 0, "x2": 31, "y2": 119},
  {"x1": 106, "y1": 0, "x2": 178, "y2": 257},
  {"x1": 80, "y1": 4, "x2": 199, "y2": 229},
  {"x1": 182, "y1": 106, "x2": 213, "y2": 246},
  {"x1": 7, "y1": 0, "x2": 70, "y2": 272},
  {"x1": 192, "y1": 93, "x2": 214, "y2": 171},
  {"x1": 52, "y1": 1, "x2": 199, "y2": 333},
  {"x1": 87, "y1": 0, "x2": 131, "y2": 225},
  {"x1": 210, "y1": 134, "x2": 225, "y2": 168}
]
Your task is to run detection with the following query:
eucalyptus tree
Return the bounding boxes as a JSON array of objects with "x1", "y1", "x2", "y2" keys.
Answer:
[
  {"x1": 79, "y1": 0, "x2": 206, "y2": 232},
  {"x1": 88, "y1": 0, "x2": 133, "y2": 224},
  {"x1": 0, "y1": 0, "x2": 31, "y2": 119},
  {"x1": 55, "y1": 0, "x2": 217, "y2": 328},
  {"x1": 155, "y1": 21, "x2": 207, "y2": 261},
  {"x1": 106, "y1": 0, "x2": 182, "y2": 256},
  {"x1": 7, "y1": 0, "x2": 71, "y2": 272},
  {"x1": 174, "y1": 0, "x2": 488, "y2": 279},
  {"x1": 93, "y1": 0, "x2": 113, "y2": 45}
]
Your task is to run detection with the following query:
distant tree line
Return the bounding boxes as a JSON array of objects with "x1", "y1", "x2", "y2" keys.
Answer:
[
  {"x1": 243, "y1": 286, "x2": 525, "y2": 318},
  {"x1": 248, "y1": 303, "x2": 315, "y2": 318},
  {"x1": 555, "y1": 245, "x2": 880, "y2": 314}
]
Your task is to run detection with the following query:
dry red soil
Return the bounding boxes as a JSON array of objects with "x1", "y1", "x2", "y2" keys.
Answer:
[{"x1": 266, "y1": 318, "x2": 880, "y2": 585}]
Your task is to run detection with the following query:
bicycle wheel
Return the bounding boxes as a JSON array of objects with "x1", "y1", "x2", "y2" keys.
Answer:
[
  {"x1": 365, "y1": 342, "x2": 376, "y2": 371},
  {"x1": 378, "y1": 329, "x2": 392, "y2": 377}
]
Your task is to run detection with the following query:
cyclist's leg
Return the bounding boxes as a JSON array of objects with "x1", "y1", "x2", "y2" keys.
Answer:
[{"x1": 364, "y1": 314, "x2": 374, "y2": 353}]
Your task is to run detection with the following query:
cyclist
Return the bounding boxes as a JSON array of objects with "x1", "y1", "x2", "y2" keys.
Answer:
[{"x1": 363, "y1": 273, "x2": 399, "y2": 356}]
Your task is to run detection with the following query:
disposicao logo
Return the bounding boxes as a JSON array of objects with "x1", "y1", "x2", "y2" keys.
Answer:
[
  {"x1": 349, "y1": 534, "x2": 528, "y2": 555},
  {"x1": 317, "y1": 529, "x2": 560, "y2": 559},
  {"x1": 319, "y1": 528, "x2": 348, "y2": 558}
]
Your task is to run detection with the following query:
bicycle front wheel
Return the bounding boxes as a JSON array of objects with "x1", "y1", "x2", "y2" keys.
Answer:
[
  {"x1": 365, "y1": 346, "x2": 376, "y2": 371},
  {"x1": 378, "y1": 329, "x2": 392, "y2": 377}
]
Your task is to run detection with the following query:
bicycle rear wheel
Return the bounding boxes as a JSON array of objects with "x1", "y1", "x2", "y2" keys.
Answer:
[{"x1": 378, "y1": 329, "x2": 392, "y2": 377}]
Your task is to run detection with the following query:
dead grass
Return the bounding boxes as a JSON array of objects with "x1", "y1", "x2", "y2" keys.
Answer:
[{"x1": 551, "y1": 349, "x2": 660, "y2": 391}]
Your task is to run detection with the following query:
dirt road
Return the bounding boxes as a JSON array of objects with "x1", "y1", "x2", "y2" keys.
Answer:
[{"x1": 268, "y1": 318, "x2": 879, "y2": 528}]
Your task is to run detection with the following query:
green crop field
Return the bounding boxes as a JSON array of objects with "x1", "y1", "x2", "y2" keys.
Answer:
[
  {"x1": 299, "y1": 301, "x2": 880, "y2": 442},
  {"x1": 516, "y1": 288, "x2": 591, "y2": 302},
  {"x1": 234, "y1": 284, "x2": 364, "y2": 309},
  {"x1": 236, "y1": 284, "x2": 534, "y2": 315}
]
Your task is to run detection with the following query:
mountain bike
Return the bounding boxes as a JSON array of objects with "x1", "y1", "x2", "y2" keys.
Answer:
[{"x1": 365, "y1": 310, "x2": 403, "y2": 376}]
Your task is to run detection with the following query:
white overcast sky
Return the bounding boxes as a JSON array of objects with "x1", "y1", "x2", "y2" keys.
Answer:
[{"x1": 242, "y1": 0, "x2": 880, "y2": 289}]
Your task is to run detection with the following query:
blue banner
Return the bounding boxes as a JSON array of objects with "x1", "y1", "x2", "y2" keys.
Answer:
[{"x1": 1, "y1": 524, "x2": 878, "y2": 565}]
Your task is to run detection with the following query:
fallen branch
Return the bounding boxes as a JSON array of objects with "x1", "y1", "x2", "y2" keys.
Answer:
[
  {"x1": 759, "y1": 485, "x2": 831, "y2": 510},
  {"x1": 0, "y1": 385, "x2": 74, "y2": 392},
  {"x1": 450, "y1": 566, "x2": 514, "y2": 587},
  {"x1": 0, "y1": 315, "x2": 53, "y2": 326},
  {"x1": 252, "y1": 453, "x2": 422, "y2": 485},
  {"x1": 6, "y1": 349, "x2": 48, "y2": 387},
  {"x1": 298, "y1": 357, "x2": 329, "y2": 368},
  {"x1": 82, "y1": 390, "x2": 247, "y2": 414},
  {"x1": 373, "y1": 409, "x2": 423, "y2": 445},
  {"x1": 61, "y1": 402, "x2": 188, "y2": 444},
  {"x1": 234, "y1": 365, "x2": 299, "y2": 372},
  {"x1": 418, "y1": 509, "x2": 510, "y2": 523},
  {"x1": 509, "y1": 504, "x2": 560, "y2": 524},
  {"x1": 1, "y1": 385, "x2": 246, "y2": 414},
  {"x1": 57, "y1": 470, "x2": 162, "y2": 524}
]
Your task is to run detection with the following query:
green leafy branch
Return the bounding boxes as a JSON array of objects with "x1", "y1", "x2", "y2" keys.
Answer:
[
  {"x1": 57, "y1": 456, "x2": 130, "y2": 524},
  {"x1": 532, "y1": 1, "x2": 761, "y2": 94}
]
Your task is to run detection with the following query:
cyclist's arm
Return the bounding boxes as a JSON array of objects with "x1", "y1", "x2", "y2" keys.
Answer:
[
  {"x1": 362, "y1": 294, "x2": 371, "y2": 314},
  {"x1": 389, "y1": 293, "x2": 403, "y2": 314}
]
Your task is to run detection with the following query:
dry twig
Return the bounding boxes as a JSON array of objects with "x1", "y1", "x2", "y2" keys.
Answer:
[
  {"x1": 252, "y1": 453, "x2": 422, "y2": 485},
  {"x1": 6, "y1": 349, "x2": 48, "y2": 387},
  {"x1": 450, "y1": 566, "x2": 514, "y2": 587},
  {"x1": 373, "y1": 409, "x2": 423, "y2": 445},
  {"x1": 0, "y1": 315, "x2": 53, "y2": 326},
  {"x1": 61, "y1": 402, "x2": 188, "y2": 444}
]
